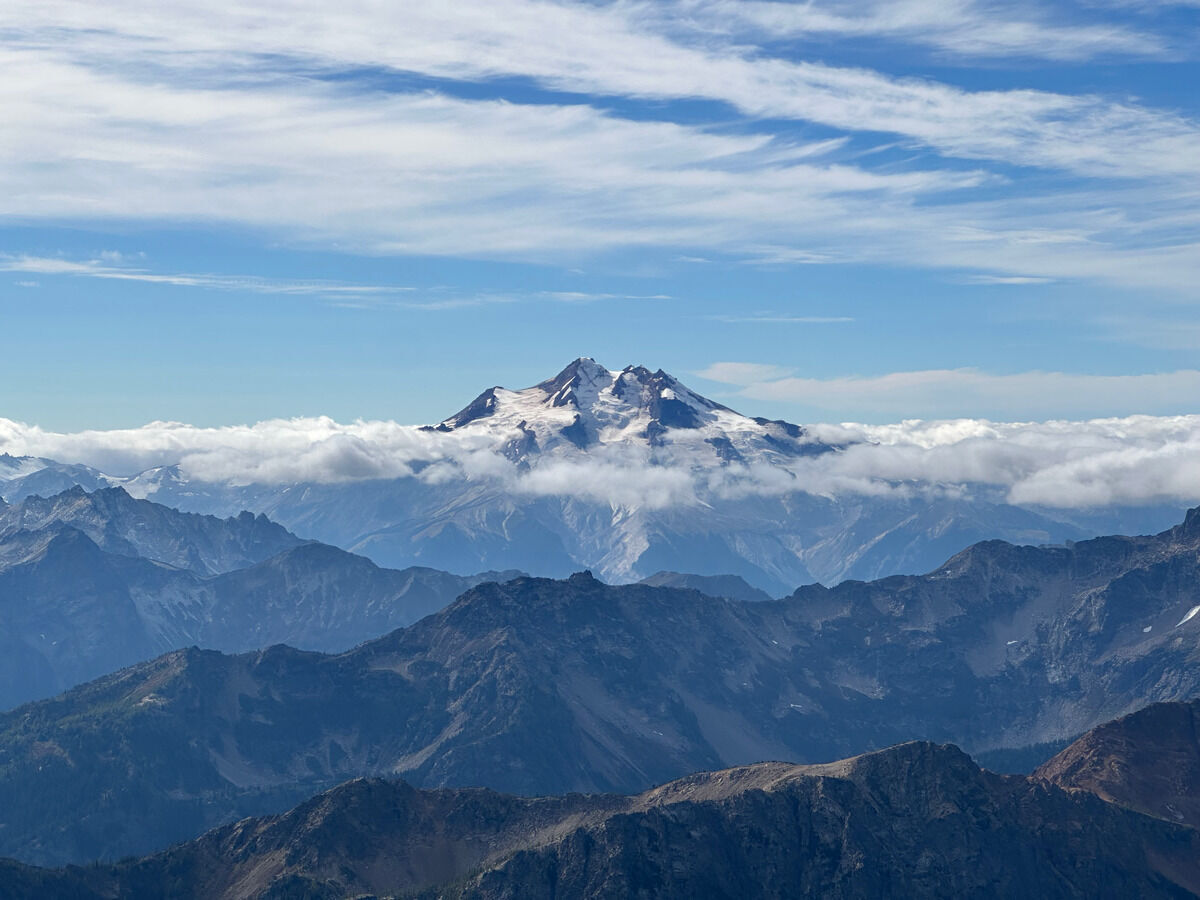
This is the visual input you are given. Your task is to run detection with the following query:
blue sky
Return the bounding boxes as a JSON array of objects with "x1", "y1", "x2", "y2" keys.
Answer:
[{"x1": 3, "y1": 0, "x2": 1199, "y2": 429}]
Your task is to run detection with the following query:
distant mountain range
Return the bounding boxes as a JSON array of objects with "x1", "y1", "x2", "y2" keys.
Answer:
[
  {"x1": 2, "y1": 360, "x2": 1185, "y2": 592},
  {"x1": 0, "y1": 486, "x2": 519, "y2": 710},
  {"x1": 6, "y1": 711, "x2": 1200, "y2": 899},
  {"x1": 0, "y1": 483, "x2": 302, "y2": 574},
  {"x1": 4, "y1": 505, "x2": 1200, "y2": 865}
]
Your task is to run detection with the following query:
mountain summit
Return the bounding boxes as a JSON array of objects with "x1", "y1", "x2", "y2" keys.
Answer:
[{"x1": 432, "y1": 357, "x2": 826, "y2": 460}]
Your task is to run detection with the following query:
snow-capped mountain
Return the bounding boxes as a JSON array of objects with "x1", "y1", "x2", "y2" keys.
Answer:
[
  {"x1": 0, "y1": 360, "x2": 1185, "y2": 592},
  {"x1": 429, "y1": 357, "x2": 829, "y2": 463},
  {"x1": 0, "y1": 452, "x2": 117, "y2": 502}
]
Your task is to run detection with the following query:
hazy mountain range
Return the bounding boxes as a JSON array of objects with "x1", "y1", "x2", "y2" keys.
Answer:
[
  {"x1": 4, "y1": 504, "x2": 1200, "y2": 865},
  {"x1": 0, "y1": 485, "x2": 519, "y2": 710},
  {"x1": 2, "y1": 360, "x2": 1186, "y2": 593}
]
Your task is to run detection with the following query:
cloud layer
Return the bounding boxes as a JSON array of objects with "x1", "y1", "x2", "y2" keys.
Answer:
[{"x1": 3, "y1": 411, "x2": 1200, "y2": 511}]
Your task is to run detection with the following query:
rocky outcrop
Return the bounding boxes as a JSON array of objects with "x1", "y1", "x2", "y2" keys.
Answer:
[
  {"x1": 636, "y1": 570, "x2": 774, "y2": 602},
  {"x1": 1038, "y1": 699, "x2": 1200, "y2": 829}
]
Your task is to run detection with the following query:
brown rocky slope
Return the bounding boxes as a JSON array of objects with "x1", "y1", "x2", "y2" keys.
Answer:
[{"x1": 4, "y1": 739, "x2": 1200, "y2": 899}]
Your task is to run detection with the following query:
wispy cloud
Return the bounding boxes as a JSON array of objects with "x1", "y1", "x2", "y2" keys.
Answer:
[
  {"x1": 0, "y1": 255, "x2": 416, "y2": 300},
  {"x1": 706, "y1": 314, "x2": 855, "y2": 324},
  {"x1": 685, "y1": 0, "x2": 1170, "y2": 61},
  {"x1": 5, "y1": 1, "x2": 1196, "y2": 177},
  {"x1": 961, "y1": 274, "x2": 1057, "y2": 285},
  {"x1": 693, "y1": 362, "x2": 795, "y2": 385},
  {"x1": 704, "y1": 365, "x2": 1200, "y2": 419},
  {"x1": 0, "y1": 255, "x2": 674, "y2": 311}
]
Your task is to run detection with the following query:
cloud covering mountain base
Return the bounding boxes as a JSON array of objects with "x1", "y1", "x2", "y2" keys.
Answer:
[{"x1": 2, "y1": 412, "x2": 1198, "y2": 511}]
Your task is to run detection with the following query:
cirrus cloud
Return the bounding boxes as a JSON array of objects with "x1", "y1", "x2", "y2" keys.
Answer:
[
  {"x1": 711, "y1": 366, "x2": 1200, "y2": 420},
  {"x1": 1, "y1": 0, "x2": 1199, "y2": 296}
]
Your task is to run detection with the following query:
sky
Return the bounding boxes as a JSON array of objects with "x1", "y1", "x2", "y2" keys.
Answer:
[{"x1": 3, "y1": 0, "x2": 1200, "y2": 429}]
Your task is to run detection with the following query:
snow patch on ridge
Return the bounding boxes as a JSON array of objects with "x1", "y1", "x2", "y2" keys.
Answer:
[{"x1": 1176, "y1": 605, "x2": 1200, "y2": 628}]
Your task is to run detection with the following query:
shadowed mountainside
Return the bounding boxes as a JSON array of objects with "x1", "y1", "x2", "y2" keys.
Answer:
[{"x1": 3, "y1": 741, "x2": 1200, "y2": 899}]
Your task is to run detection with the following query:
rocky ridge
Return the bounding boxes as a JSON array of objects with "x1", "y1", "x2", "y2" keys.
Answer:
[{"x1": 4, "y1": 740, "x2": 1199, "y2": 898}]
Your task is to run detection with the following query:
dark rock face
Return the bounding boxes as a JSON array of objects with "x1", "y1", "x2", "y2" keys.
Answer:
[
  {"x1": 442, "y1": 386, "x2": 501, "y2": 429},
  {"x1": 1038, "y1": 699, "x2": 1200, "y2": 829},
  {"x1": 558, "y1": 413, "x2": 590, "y2": 449},
  {"x1": 7, "y1": 743, "x2": 1200, "y2": 899},
  {"x1": 637, "y1": 570, "x2": 774, "y2": 603},
  {"x1": 6, "y1": 507, "x2": 1200, "y2": 865},
  {"x1": 704, "y1": 434, "x2": 744, "y2": 464}
]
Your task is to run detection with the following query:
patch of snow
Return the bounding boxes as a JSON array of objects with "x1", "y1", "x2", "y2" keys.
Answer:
[
  {"x1": 1006, "y1": 640, "x2": 1019, "y2": 646},
  {"x1": 1176, "y1": 605, "x2": 1200, "y2": 628},
  {"x1": 1143, "y1": 625, "x2": 1153, "y2": 633}
]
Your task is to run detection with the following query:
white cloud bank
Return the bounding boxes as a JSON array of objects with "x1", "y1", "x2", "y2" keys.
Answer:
[{"x1": 2, "y1": 410, "x2": 1200, "y2": 511}]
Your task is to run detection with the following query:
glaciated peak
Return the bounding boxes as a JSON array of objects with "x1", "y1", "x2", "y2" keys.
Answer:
[
  {"x1": 535, "y1": 357, "x2": 615, "y2": 412},
  {"x1": 537, "y1": 357, "x2": 613, "y2": 399},
  {"x1": 432, "y1": 358, "x2": 825, "y2": 463}
]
